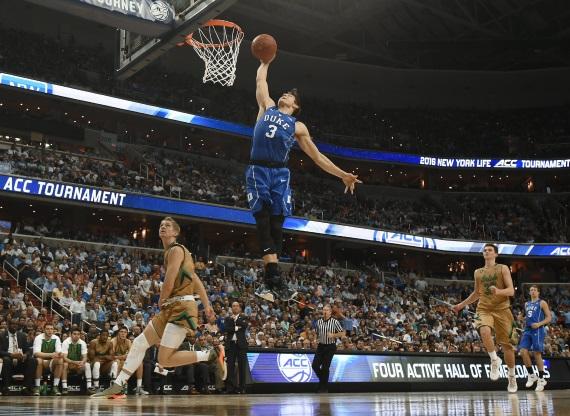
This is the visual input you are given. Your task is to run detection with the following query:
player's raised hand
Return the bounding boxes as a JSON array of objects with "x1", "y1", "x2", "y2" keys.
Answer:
[
  {"x1": 451, "y1": 303, "x2": 463, "y2": 314},
  {"x1": 205, "y1": 306, "x2": 215, "y2": 322},
  {"x1": 260, "y1": 53, "x2": 276, "y2": 65},
  {"x1": 342, "y1": 173, "x2": 363, "y2": 194}
]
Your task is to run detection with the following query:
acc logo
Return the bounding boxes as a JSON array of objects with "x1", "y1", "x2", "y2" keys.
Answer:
[
  {"x1": 150, "y1": 1, "x2": 171, "y2": 22},
  {"x1": 550, "y1": 247, "x2": 570, "y2": 256},
  {"x1": 493, "y1": 159, "x2": 518, "y2": 168},
  {"x1": 277, "y1": 353, "x2": 313, "y2": 383}
]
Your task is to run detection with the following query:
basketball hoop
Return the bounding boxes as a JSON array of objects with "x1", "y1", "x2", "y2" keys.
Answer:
[{"x1": 179, "y1": 20, "x2": 244, "y2": 87}]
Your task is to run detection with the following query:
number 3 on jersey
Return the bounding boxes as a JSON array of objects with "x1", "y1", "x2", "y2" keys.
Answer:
[{"x1": 265, "y1": 124, "x2": 277, "y2": 139}]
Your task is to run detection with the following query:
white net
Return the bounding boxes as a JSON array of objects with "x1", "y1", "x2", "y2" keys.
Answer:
[{"x1": 190, "y1": 22, "x2": 244, "y2": 87}]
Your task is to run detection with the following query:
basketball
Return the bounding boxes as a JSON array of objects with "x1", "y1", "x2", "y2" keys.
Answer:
[{"x1": 251, "y1": 34, "x2": 277, "y2": 63}]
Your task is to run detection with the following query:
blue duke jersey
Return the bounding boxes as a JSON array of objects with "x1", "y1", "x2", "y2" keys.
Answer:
[
  {"x1": 251, "y1": 106, "x2": 297, "y2": 163},
  {"x1": 518, "y1": 299, "x2": 546, "y2": 352},
  {"x1": 525, "y1": 299, "x2": 545, "y2": 329},
  {"x1": 245, "y1": 107, "x2": 297, "y2": 216}
]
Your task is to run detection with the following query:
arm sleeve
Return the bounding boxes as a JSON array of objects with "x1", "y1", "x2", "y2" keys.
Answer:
[
  {"x1": 55, "y1": 336, "x2": 62, "y2": 353},
  {"x1": 81, "y1": 341, "x2": 88, "y2": 356}
]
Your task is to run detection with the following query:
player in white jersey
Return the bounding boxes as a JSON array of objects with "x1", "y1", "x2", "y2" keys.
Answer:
[{"x1": 61, "y1": 327, "x2": 91, "y2": 394}]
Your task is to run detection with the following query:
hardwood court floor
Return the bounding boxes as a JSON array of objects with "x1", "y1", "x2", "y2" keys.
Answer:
[{"x1": 0, "y1": 390, "x2": 567, "y2": 415}]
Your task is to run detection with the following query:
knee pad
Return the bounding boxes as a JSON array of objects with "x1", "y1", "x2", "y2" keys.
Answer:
[{"x1": 122, "y1": 333, "x2": 150, "y2": 375}]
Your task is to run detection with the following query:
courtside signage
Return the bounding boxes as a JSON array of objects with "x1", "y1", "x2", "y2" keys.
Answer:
[
  {"x1": 247, "y1": 352, "x2": 564, "y2": 384},
  {"x1": 1, "y1": 174, "x2": 569, "y2": 257},
  {"x1": 1, "y1": 72, "x2": 569, "y2": 170}
]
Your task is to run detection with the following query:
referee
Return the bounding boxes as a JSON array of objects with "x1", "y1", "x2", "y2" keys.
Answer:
[{"x1": 312, "y1": 304, "x2": 345, "y2": 393}]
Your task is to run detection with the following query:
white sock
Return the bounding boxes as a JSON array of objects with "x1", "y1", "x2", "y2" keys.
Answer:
[
  {"x1": 93, "y1": 362, "x2": 101, "y2": 380},
  {"x1": 115, "y1": 371, "x2": 130, "y2": 386},
  {"x1": 35, "y1": 379, "x2": 41, "y2": 387},
  {"x1": 508, "y1": 367, "x2": 515, "y2": 377},
  {"x1": 137, "y1": 379, "x2": 142, "y2": 388},
  {"x1": 110, "y1": 361, "x2": 119, "y2": 380},
  {"x1": 489, "y1": 351, "x2": 498, "y2": 361},
  {"x1": 196, "y1": 351, "x2": 209, "y2": 362},
  {"x1": 94, "y1": 380, "x2": 99, "y2": 388},
  {"x1": 54, "y1": 378, "x2": 60, "y2": 387},
  {"x1": 85, "y1": 363, "x2": 92, "y2": 383},
  {"x1": 62, "y1": 381, "x2": 67, "y2": 388}
]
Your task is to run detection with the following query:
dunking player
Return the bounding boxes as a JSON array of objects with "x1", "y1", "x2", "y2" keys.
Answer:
[
  {"x1": 250, "y1": 58, "x2": 362, "y2": 303},
  {"x1": 519, "y1": 285, "x2": 551, "y2": 391},
  {"x1": 92, "y1": 217, "x2": 217, "y2": 397},
  {"x1": 453, "y1": 243, "x2": 518, "y2": 393}
]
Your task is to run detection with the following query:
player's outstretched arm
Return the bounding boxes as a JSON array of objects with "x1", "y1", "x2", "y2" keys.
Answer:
[
  {"x1": 295, "y1": 122, "x2": 362, "y2": 194},
  {"x1": 256, "y1": 61, "x2": 276, "y2": 120},
  {"x1": 452, "y1": 272, "x2": 480, "y2": 313}
]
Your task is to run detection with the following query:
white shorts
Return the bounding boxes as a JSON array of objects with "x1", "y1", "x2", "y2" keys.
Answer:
[{"x1": 160, "y1": 323, "x2": 187, "y2": 349}]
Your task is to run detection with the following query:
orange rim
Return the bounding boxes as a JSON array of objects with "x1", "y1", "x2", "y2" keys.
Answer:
[{"x1": 180, "y1": 19, "x2": 243, "y2": 49}]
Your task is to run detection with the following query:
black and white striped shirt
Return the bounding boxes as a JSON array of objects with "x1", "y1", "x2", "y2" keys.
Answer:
[{"x1": 315, "y1": 317, "x2": 344, "y2": 345}]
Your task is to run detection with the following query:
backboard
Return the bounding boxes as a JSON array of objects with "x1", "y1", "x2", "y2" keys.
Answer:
[{"x1": 115, "y1": 0, "x2": 238, "y2": 80}]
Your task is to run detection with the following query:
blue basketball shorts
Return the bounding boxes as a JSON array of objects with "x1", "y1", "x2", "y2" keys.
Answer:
[
  {"x1": 245, "y1": 165, "x2": 292, "y2": 216},
  {"x1": 518, "y1": 328, "x2": 545, "y2": 353}
]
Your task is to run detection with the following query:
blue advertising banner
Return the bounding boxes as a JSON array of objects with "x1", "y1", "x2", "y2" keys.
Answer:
[
  {"x1": 2, "y1": 174, "x2": 570, "y2": 257},
  {"x1": 1, "y1": 72, "x2": 569, "y2": 170}
]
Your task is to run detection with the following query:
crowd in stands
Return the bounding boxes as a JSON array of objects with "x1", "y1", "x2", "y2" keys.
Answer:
[
  {"x1": 223, "y1": 258, "x2": 570, "y2": 356},
  {"x1": 10, "y1": 219, "x2": 151, "y2": 249},
  {"x1": 1, "y1": 26, "x2": 570, "y2": 158},
  {"x1": 2, "y1": 144, "x2": 568, "y2": 243},
  {"x1": 0, "y1": 238, "x2": 568, "y2": 388}
]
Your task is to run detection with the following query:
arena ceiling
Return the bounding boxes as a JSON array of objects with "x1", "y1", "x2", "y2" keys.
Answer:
[{"x1": 224, "y1": 0, "x2": 570, "y2": 70}]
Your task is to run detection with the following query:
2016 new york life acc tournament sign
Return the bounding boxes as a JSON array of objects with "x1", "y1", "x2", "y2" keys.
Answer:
[{"x1": 2, "y1": 72, "x2": 570, "y2": 170}]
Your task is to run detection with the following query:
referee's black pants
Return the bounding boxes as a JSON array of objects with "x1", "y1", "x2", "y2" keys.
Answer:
[{"x1": 312, "y1": 343, "x2": 336, "y2": 389}]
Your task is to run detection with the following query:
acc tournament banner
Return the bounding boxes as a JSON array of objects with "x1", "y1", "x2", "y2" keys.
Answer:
[
  {"x1": 247, "y1": 352, "x2": 569, "y2": 385},
  {"x1": 1, "y1": 72, "x2": 570, "y2": 170},
  {"x1": 2, "y1": 174, "x2": 570, "y2": 257}
]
